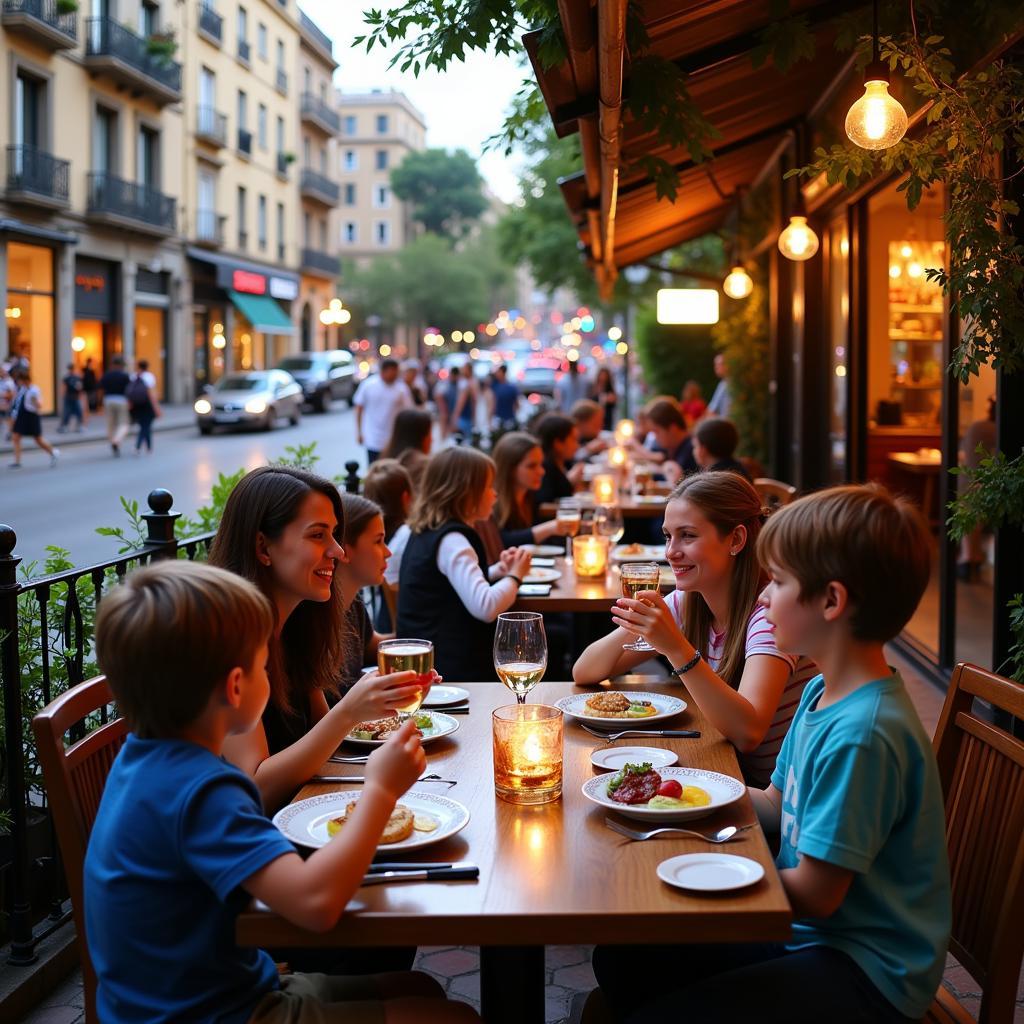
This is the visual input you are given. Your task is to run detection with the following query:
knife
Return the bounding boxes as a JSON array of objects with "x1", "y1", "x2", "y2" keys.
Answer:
[
  {"x1": 367, "y1": 862, "x2": 454, "y2": 873},
  {"x1": 651, "y1": 730, "x2": 701, "y2": 738},
  {"x1": 360, "y1": 865, "x2": 479, "y2": 886}
]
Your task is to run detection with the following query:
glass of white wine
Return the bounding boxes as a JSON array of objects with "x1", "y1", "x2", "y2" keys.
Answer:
[
  {"x1": 556, "y1": 498, "x2": 582, "y2": 562},
  {"x1": 378, "y1": 638, "x2": 433, "y2": 718},
  {"x1": 594, "y1": 505, "x2": 624, "y2": 544},
  {"x1": 493, "y1": 612, "x2": 547, "y2": 704},
  {"x1": 619, "y1": 562, "x2": 662, "y2": 652}
]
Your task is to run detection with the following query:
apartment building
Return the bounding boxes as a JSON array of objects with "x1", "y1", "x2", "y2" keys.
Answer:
[
  {"x1": 1, "y1": 0, "x2": 187, "y2": 410},
  {"x1": 334, "y1": 90, "x2": 425, "y2": 268}
]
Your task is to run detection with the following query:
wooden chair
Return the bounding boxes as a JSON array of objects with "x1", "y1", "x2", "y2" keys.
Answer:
[
  {"x1": 926, "y1": 663, "x2": 1024, "y2": 1023},
  {"x1": 753, "y1": 477, "x2": 797, "y2": 508},
  {"x1": 32, "y1": 676, "x2": 127, "y2": 1024}
]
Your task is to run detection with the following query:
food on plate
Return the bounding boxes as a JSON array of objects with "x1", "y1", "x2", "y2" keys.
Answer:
[
  {"x1": 584, "y1": 692, "x2": 658, "y2": 719},
  {"x1": 413, "y1": 813, "x2": 439, "y2": 833},
  {"x1": 617, "y1": 543, "x2": 646, "y2": 555},
  {"x1": 327, "y1": 802, "x2": 415, "y2": 843},
  {"x1": 350, "y1": 713, "x2": 433, "y2": 740},
  {"x1": 606, "y1": 763, "x2": 711, "y2": 809}
]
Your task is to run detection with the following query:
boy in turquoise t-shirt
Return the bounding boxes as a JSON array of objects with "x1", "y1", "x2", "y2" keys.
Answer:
[{"x1": 593, "y1": 484, "x2": 950, "y2": 1022}]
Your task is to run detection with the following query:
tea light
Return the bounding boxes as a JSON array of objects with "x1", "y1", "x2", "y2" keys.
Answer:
[
  {"x1": 607, "y1": 445, "x2": 628, "y2": 469},
  {"x1": 614, "y1": 419, "x2": 635, "y2": 445},
  {"x1": 592, "y1": 473, "x2": 616, "y2": 505},
  {"x1": 573, "y1": 534, "x2": 609, "y2": 578},
  {"x1": 492, "y1": 704, "x2": 563, "y2": 804}
]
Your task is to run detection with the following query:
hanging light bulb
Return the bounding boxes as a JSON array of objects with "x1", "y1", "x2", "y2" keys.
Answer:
[
  {"x1": 722, "y1": 265, "x2": 754, "y2": 299},
  {"x1": 844, "y1": 0, "x2": 908, "y2": 150},
  {"x1": 778, "y1": 216, "x2": 819, "y2": 262}
]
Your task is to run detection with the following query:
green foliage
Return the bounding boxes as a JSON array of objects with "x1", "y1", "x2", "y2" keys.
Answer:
[
  {"x1": 390, "y1": 148, "x2": 489, "y2": 240},
  {"x1": 272, "y1": 443, "x2": 320, "y2": 471},
  {"x1": 750, "y1": 0, "x2": 816, "y2": 73},
  {"x1": 634, "y1": 307, "x2": 717, "y2": 404},
  {"x1": 947, "y1": 447, "x2": 1024, "y2": 540},
  {"x1": 1002, "y1": 594, "x2": 1024, "y2": 683}
]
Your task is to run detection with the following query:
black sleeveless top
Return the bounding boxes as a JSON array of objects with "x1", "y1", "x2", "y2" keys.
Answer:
[
  {"x1": 262, "y1": 679, "x2": 313, "y2": 755},
  {"x1": 396, "y1": 522, "x2": 497, "y2": 682}
]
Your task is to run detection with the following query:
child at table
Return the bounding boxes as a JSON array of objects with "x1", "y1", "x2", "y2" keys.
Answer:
[
  {"x1": 592, "y1": 484, "x2": 950, "y2": 1023},
  {"x1": 84, "y1": 560, "x2": 478, "y2": 1024}
]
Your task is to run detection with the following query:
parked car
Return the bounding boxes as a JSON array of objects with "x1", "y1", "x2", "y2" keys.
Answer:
[
  {"x1": 275, "y1": 350, "x2": 357, "y2": 411},
  {"x1": 516, "y1": 358, "x2": 563, "y2": 400},
  {"x1": 195, "y1": 370, "x2": 303, "y2": 434}
]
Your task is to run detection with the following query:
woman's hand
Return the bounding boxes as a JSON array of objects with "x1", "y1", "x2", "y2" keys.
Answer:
[
  {"x1": 498, "y1": 547, "x2": 520, "y2": 574},
  {"x1": 509, "y1": 548, "x2": 533, "y2": 580},
  {"x1": 338, "y1": 670, "x2": 421, "y2": 723},
  {"x1": 611, "y1": 591, "x2": 689, "y2": 662},
  {"x1": 568, "y1": 462, "x2": 586, "y2": 487}
]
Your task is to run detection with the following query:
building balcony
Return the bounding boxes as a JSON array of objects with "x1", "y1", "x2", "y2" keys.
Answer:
[
  {"x1": 84, "y1": 17, "x2": 182, "y2": 106},
  {"x1": 237, "y1": 128, "x2": 252, "y2": 158},
  {"x1": 86, "y1": 171, "x2": 176, "y2": 236},
  {"x1": 237, "y1": 37, "x2": 250, "y2": 64},
  {"x1": 300, "y1": 92, "x2": 340, "y2": 135},
  {"x1": 198, "y1": 2, "x2": 221, "y2": 46},
  {"x1": 300, "y1": 247, "x2": 340, "y2": 279},
  {"x1": 299, "y1": 11, "x2": 334, "y2": 65},
  {"x1": 194, "y1": 209, "x2": 225, "y2": 248},
  {"x1": 195, "y1": 106, "x2": 228, "y2": 148},
  {"x1": 1, "y1": 0, "x2": 77, "y2": 50},
  {"x1": 276, "y1": 68, "x2": 288, "y2": 95},
  {"x1": 5, "y1": 145, "x2": 70, "y2": 208},
  {"x1": 300, "y1": 168, "x2": 339, "y2": 206}
]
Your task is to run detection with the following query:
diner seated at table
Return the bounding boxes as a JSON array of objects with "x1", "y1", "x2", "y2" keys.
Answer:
[
  {"x1": 491, "y1": 431, "x2": 574, "y2": 547},
  {"x1": 570, "y1": 398, "x2": 609, "y2": 460},
  {"x1": 383, "y1": 407, "x2": 433, "y2": 491},
  {"x1": 533, "y1": 412, "x2": 585, "y2": 504},
  {"x1": 573, "y1": 472, "x2": 815, "y2": 788},
  {"x1": 594, "y1": 484, "x2": 950, "y2": 1024},
  {"x1": 623, "y1": 405, "x2": 666, "y2": 463},
  {"x1": 85, "y1": 560, "x2": 477, "y2": 1024},
  {"x1": 396, "y1": 446, "x2": 532, "y2": 681},
  {"x1": 364, "y1": 459, "x2": 414, "y2": 632},
  {"x1": 693, "y1": 416, "x2": 752, "y2": 480},
  {"x1": 645, "y1": 396, "x2": 699, "y2": 483}
]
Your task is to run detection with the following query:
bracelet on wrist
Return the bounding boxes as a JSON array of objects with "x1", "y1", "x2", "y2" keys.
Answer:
[
  {"x1": 508, "y1": 574, "x2": 523, "y2": 586},
  {"x1": 672, "y1": 651, "x2": 702, "y2": 677}
]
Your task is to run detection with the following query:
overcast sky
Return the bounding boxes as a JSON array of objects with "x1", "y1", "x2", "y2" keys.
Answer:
[{"x1": 300, "y1": 2, "x2": 530, "y2": 204}]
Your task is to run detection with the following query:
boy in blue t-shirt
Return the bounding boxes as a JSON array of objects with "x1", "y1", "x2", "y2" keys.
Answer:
[
  {"x1": 85, "y1": 560, "x2": 477, "y2": 1024},
  {"x1": 593, "y1": 484, "x2": 950, "y2": 1023}
]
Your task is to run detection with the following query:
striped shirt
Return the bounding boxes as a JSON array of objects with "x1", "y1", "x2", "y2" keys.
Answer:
[{"x1": 665, "y1": 592, "x2": 816, "y2": 787}]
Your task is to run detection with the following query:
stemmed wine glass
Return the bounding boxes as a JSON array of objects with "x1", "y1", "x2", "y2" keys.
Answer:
[
  {"x1": 593, "y1": 505, "x2": 624, "y2": 544},
  {"x1": 619, "y1": 563, "x2": 662, "y2": 652},
  {"x1": 493, "y1": 612, "x2": 548, "y2": 704}
]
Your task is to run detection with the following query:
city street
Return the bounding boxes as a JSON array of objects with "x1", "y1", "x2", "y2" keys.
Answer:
[{"x1": 1, "y1": 405, "x2": 361, "y2": 570}]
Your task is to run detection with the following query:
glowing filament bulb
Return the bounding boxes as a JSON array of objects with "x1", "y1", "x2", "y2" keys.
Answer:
[{"x1": 845, "y1": 79, "x2": 908, "y2": 151}]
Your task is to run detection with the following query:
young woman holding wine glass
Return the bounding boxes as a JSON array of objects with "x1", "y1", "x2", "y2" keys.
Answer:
[
  {"x1": 396, "y1": 446, "x2": 533, "y2": 682},
  {"x1": 572, "y1": 472, "x2": 815, "y2": 787}
]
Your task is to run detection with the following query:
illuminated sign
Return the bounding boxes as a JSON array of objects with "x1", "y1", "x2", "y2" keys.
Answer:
[
  {"x1": 232, "y1": 269, "x2": 267, "y2": 294},
  {"x1": 75, "y1": 274, "x2": 105, "y2": 292},
  {"x1": 269, "y1": 277, "x2": 298, "y2": 301}
]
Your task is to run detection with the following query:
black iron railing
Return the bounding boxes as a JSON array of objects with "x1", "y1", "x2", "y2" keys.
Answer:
[
  {"x1": 0, "y1": 491, "x2": 215, "y2": 964},
  {"x1": 195, "y1": 209, "x2": 225, "y2": 246},
  {"x1": 196, "y1": 105, "x2": 228, "y2": 145},
  {"x1": 1, "y1": 0, "x2": 78, "y2": 40},
  {"x1": 238, "y1": 128, "x2": 253, "y2": 156},
  {"x1": 5, "y1": 145, "x2": 70, "y2": 203},
  {"x1": 301, "y1": 247, "x2": 340, "y2": 276},
  {"x1": 85, "y1": 17, "x2": 182, "y2": 95},
  {"x1": 300, "y1": 92, "x2": 340, "y2": 133},
  {"x1": 86, "y1": 172, "x2": 176, "y2": 233},
  {"x1": 198, "y1": 1, "x2": 222, "y2": 43},
  {"x1": 300, "y1": 167, "x2": 340, "y2": 203}
]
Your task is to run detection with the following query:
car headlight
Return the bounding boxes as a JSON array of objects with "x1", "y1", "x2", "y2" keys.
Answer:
[
  {"x1": 245, "y1": 398, "x2": 268, "y2": 414},
  {"x1": 194, "y1": 398, "x2": 212, "y2": 415}
]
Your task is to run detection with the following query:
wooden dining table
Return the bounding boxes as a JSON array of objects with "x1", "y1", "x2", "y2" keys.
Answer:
[
  {"x1": 237, "y1": 679, "x2": 791, "y2": 1023},
  {"x1": 539, "y1": 494, "x2": 669, "y2": 520}
]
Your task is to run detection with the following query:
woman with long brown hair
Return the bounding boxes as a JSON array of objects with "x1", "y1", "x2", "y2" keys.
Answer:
[
  {"x1": 491, "y1": 431, "x2": 571, "y2": 547},
  {"x1": 210, "y1": 466, "x2": 423, "y2": 811},
  {"x1": 383, "y1": 408, "x2": 433, "y2": 489},
  {"x1": 573, "y1": 472, "x2": 814, "y2": 786}
]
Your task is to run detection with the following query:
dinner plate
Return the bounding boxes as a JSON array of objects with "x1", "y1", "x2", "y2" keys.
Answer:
[
  {"x1": 523, "y1": 567, "x2": 562, "y2": 584},
  {"x1": 520, "y1": 544, "x2": 564, "y2": 557},
  {"x1": 582, "y1": 766, "x2": 745, "y2": 822},
  {"x1": 554, "y1": 691, "x2": 686, "y2": 727},
  {"x1": 657, "y1": 853, "x2": 765, "y2": 892},
  {"x1": 590, "y1": 745, "x2": 679, "y2": 771},
  {"x1": 611, "y1": 543, "x2": 667, "y2": 563},
  {"x1": 341, "y1": 711, "x2": 460, "y2": 747},
  {"x1": 422, "y1": 685, "x2": 471, "y2": 708},
  {"x1": 274, "y1": 790, "x2": 470, "y2": 852},
  {"x1": 633, "y1": 494, "x2": 668, "y2": 504}
]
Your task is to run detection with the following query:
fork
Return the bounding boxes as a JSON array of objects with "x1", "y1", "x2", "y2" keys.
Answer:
[
  {"x1": 580, "y1": 724, "x2": 701, "y2": 741},
  {"x1": 604, "y1": 817, "x2": 755, "y2": 843},
  {"x1": 313, "y1": 773, "x2": 456, "y2": 787}
]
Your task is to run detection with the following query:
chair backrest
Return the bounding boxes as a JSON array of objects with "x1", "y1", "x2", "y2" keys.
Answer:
[
  {"x1": 753, "y1": 477, "x2": 797, "y2": 508},
  {"x1": 932, "y1": 662, "x2": 1024, "y2": 1022},
  {"x1": 32, "y1": 675, "x2": 128, "y2": 1024}
]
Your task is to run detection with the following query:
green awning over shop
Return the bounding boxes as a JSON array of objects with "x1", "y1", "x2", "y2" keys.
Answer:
[{"x1": 227, "y1": 290, "x2": 295, "y2": 334}]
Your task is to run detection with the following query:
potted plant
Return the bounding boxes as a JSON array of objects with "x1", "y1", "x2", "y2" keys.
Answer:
[
  {"x1": 145, "y1": 29, "x2": 178, "y2": 63},
  {"x1": 282, "y1": 151, "x2": 297, "y2": 165},
  {"x1": 56, "y1": 0, "x2": 79, "y2": 15}
]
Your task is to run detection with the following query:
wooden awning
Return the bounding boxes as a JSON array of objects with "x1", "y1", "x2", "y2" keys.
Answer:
[{"x1": 527, "y1": 0, "x2": 859, "y2": 295}]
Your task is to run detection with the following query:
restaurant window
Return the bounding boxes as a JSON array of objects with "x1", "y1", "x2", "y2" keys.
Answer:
[
  {"x1": 237, "y1": 6, "x2": 248, "y2": 47},
  {"x1": 14, "y1": 70, "x2": 45, "y2": 150},
  {"x1": 6, "y1": 242, "x2": 56, "y2": 412},
  {"x1": 276, "y1": 39, "x2": 285, "y2": 73},
  {"x1": 257, "y1": 104, "x2": 267, "y2": 149},
  {"x1": 135, "y1": 306, "x2": 165, "y2": 397},
  {"x1": 825, "y1": 213, "x2": 849, "y2": 482},
  {"x1": 374, "y1": 185, "x2": 390, "y2": 209},
  {"x1": 344, "y1": 115, "x2": 356, "y2": 136},
  {"x1": 257, "y1": 194, "x2": 267, "y2": 251},
  {"x1": 375, "y1": 149, "x2": 388, "y2": 171},
  {"x1": 376, "y1": 114, "x2": 388, "y2": 134},
  {"x1": 237, "y1": 185, "x2": 247, "y2": 248},
  {"x1": 232, "y1": 319, "x2": 259, "y2": 371},
  {"x1": 137, "y1": 125, "x2": 159, "y2": 188},
  {"x1": 139, "y1": 0, "x2": 158, "y2": 37},
  {"x1": 257, "y1": 21, "x2": 267, "y2": 60},
  {"x1": 277, "y1": 201, "x2": 286, "y2": 260},
  {"x1": 343, "y1": 149, "x2": 357, "y2": 171},
  {"x1": 344, "y1": 183, "x2": 356, "y2": 205},
  {"x1": 93, "y1": 105, "x2": 118, "y2": 174},
  {"x1": 237, "y1": 89, "x2": 248, "y2": 130},
  {"x1": 343, "y1": 222, "x2": 356, "y2": 244},
  {"x1": 375, "y1": 220, "x2": 390, "y2": 246}
]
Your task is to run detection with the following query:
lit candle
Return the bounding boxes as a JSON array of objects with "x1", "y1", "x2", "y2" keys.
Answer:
[
  {"x1": 592, "y1": 473, "x2": 616, "y2": 505},
  {"x1": 493, "y1": 705, "x2": 563, "y2": 804},
  {"x1": 614, "y1": 419, "x2": 635, "y2": 445},
  {"x1": 607, "y1": 446, "x2": 627, "y2": 469},
  {"x1": 573, "y1": 535, "x2": 609, "y2": 578}
]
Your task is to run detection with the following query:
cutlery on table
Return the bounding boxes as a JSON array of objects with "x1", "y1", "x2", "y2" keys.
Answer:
[
  {"x1": 329, "y1": 755, "x2": 370, "y2": 764},
  {"x1": 441, "y1": 705, "x2": 470, "y2": 714},
  {"x1": 580, "y1": 725, "x2": 701, "y2": 741},
  {"x1": 367, "y1": 862, "x2": 454, "y2": 873},
  {"x1": 604, "y1": 818, "x2": 754, "y2": 843},
  {"x1": 360, "y1": 864, "x2": 479, "y2": 886},
  {"x1": 313, "y1": 773, "x2": 456, "y2": 787}
]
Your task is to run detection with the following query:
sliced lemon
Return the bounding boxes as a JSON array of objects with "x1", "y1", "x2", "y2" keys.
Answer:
[{"x1": 413, "y1": 814, "x2": 439, "y2": 833}]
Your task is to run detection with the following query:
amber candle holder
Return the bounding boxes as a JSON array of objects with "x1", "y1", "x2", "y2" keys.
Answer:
[
  {"x1": 573, "y1": 534, "x2": 609, "y2": 578},
  {"x1": 492, "y1": 704, "x2": 563, "y2": 804},
  {"x1": 607, "y1": 445, "x2": 628, "y2": 470},
  {"x1": 614, "y1": 419, "x2": 635, "y2": 445},
  {"x1": 592, "y1": 473, "x2": 617, "y2": 505}
]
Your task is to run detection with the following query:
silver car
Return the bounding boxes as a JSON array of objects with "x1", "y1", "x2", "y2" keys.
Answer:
[{"x1": 195, "y1": 370, "x2": 303, "y2": 434}]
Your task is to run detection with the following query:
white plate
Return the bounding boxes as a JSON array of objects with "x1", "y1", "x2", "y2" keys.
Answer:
[
  {"x1": 633, "y1": 494, "x2": 668, "y2": 505},
  {"x1": 657, "y1": 853, "x2": 765, "y2": 892},
  {"x1": 590, "y1": 745, "x2": 678, "y2": 771},
  {"x1": 582, "y1": 766, "x2": 745, "y2": 822},
  {"x1": 520, "y1": 544, "x2": 564, "y2": 557},
  {"x1": 554, "y1": 691, "x2": 686, "y2": 727},
  {"x1": 524, "y1": 567, "x2": 562, "y2": 584},
  {"x1": 342, "y1": 711, "x2": 460, "y2": 747},
  {"x1": 422, "y1": 685, "x2": 470, "y2": 708},
  {"x1": 611, "y1": 543, "x2": 667, "y2": 563},
  {"x1": 274, "y1": 790, "x2": 470, "y2": 852}
]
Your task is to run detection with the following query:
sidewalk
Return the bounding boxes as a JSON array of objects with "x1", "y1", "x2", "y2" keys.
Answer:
[{"x1": 0, "y1": 405, "x2": 196, "y2": 456}]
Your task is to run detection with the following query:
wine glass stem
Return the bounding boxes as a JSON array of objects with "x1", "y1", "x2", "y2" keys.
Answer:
[{"x1": 517, "y1": 692, "x2": 527, "y2": 704}]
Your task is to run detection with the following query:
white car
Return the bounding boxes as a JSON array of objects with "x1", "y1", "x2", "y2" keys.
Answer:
[{"x1": 195, "y1": 370, "x2": 303, "y2": 434}]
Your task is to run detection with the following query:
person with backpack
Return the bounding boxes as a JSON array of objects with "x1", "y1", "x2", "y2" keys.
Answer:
[{"x1": 127, "y1": 359, "x2": 160, "y2": 455}]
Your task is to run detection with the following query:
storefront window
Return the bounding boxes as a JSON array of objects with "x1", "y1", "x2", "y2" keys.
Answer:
[
  {"x1": 135, "y1": 306, "x2": 166, "y2": 398},
  {"x1": 232, "y1": 319, "x2": 260, "y2": 370},
  {"x1": 7, "y1": 242, "x2": 55, "y2": 411},
  {"x1": 825, "y1": 215, "x2": 849, "y2": 481}
]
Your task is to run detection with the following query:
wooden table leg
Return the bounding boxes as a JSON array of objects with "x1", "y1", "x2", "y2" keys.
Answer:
[{"x1": 479, "y1": 945, "x2": 545, "y2": 1024}]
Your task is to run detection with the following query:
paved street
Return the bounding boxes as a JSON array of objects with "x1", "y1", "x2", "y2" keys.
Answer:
[{"x1": 0, "y1": 405, "x2": 362, "y2": 570}]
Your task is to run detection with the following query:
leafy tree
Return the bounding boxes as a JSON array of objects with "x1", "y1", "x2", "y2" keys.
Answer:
[{"x1": 390, "y1": 148, "x2": 488, "y2": 240}]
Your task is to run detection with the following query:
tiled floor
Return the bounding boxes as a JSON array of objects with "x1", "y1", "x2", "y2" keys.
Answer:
[{"x1": 17, "y1": 652, "x2": 1024, "y2": 1023}]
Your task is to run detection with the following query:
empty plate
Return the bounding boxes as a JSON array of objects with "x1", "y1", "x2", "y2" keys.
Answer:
[
  {"x1": 422, "y1": 685, "x2": 470, "y2": 708},
  {"x1": 590, "y1": 745, "x2": 678, "y2": 771},
  {"x1": 657, "y1": 853, "x2": 765, "y2": 892}
]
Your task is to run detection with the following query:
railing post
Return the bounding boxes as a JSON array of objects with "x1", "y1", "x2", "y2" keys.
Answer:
[
  {"x1": 0, "y1": 524, "x2": 38, "y2": 964},
  {"x1": 141, "y1": 489, "x2": 181, "y2": 560},
  {"x1": 344, "y1": 461, "x2": 361, "y2": 494}
]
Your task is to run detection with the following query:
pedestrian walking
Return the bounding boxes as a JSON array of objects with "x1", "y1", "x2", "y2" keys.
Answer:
[
  {"x1": 488, "y1": 363, "x2": 520, "y2": 434},
  {"x1": 0, "y1": 363, "x2": 16, "y2": 440},
  {"x1": 451, "y1": 364, "x2": 480, "y2": 439},
  {"x1": 435, "y1": 364, "x2": 460, "y2": 438},
  {"x1": 58, "y1": 363, "x2": 85, "y2": 433},
  {"x1": 706, "y1": 353, "x2": 732, "y2": 418},
  {"x1": 590, "y1": 366, "x2": 618, "y2": 430},
  {"x1": 127, "y1": 359, "x2": 160, "y2": 455},
  {"x1": 353, "y1": 357, "x2": 412, "y2": 464},
  {"x1": 82, "y1": 357, "x2": 99, "y2": 415},
  {"x1": 9, "y1": 369, "x2": 59, "y2": 468},
  {"x1": 98, "y1": 355, "x2": 131, "y2": 456},
  {"x1": 554, "y1": 359, "x2": 588, "y2": 413}
]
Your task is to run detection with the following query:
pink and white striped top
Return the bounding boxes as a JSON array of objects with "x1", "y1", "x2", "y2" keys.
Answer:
[{"x1": 665, "y1": 592, "x2": 816, "y2": 787}]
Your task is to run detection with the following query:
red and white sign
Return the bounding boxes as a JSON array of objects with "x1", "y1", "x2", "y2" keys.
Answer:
[{"x1": 232, "y1": 269, "x2": 267, "y2": 294}]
